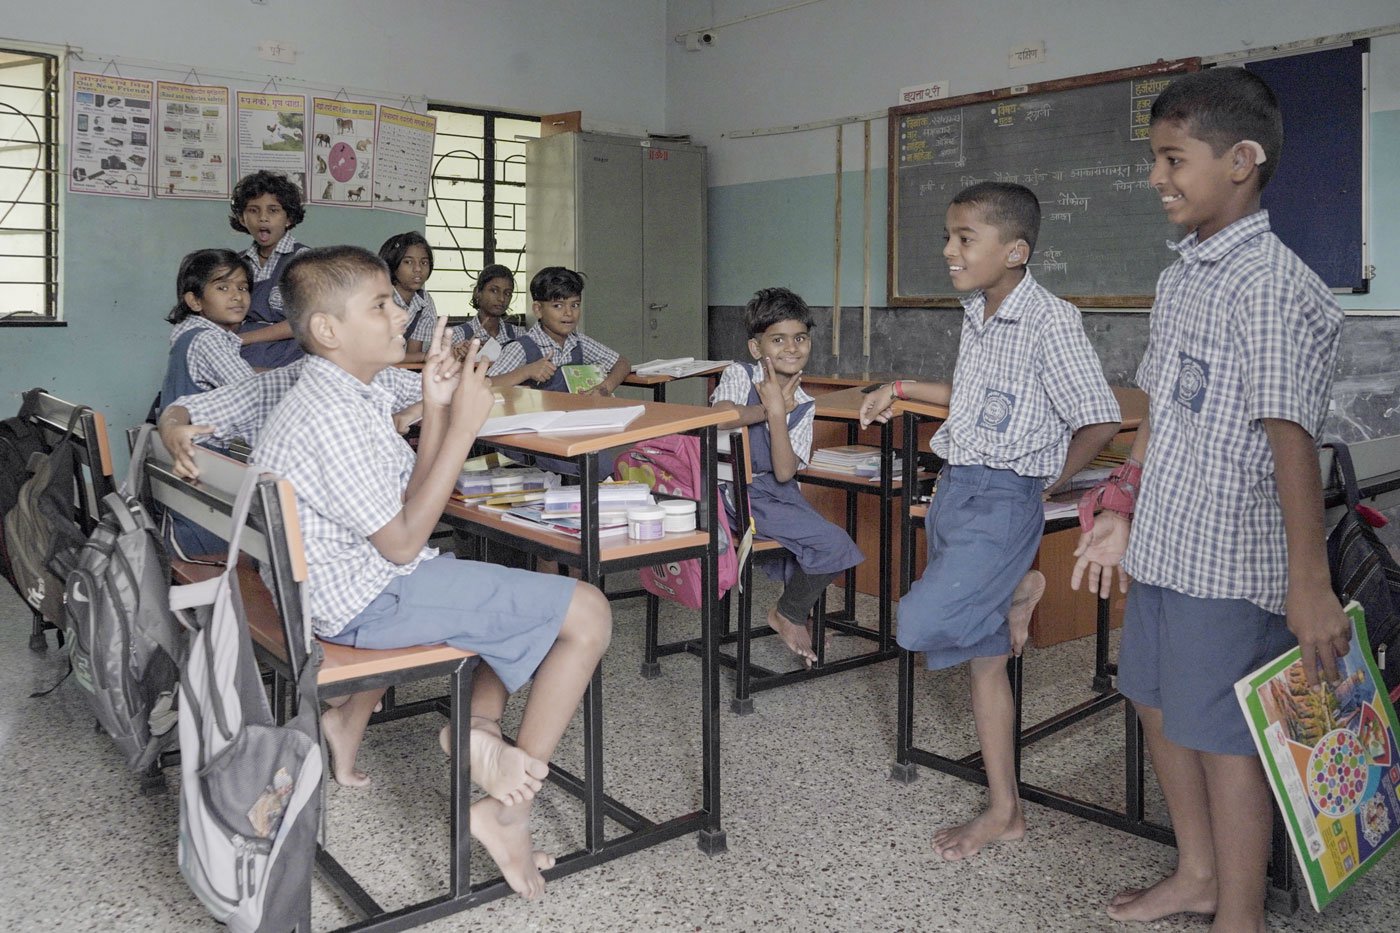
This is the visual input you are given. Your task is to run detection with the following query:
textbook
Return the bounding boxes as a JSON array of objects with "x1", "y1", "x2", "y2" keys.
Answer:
[
  {"x1": 477, "y1": 405, "x2": 644, "y2": 438},
  {"x1": 496, "y1": 505, "x2": 630, "y2": 539},
  {"x1": 560, "y1": 363, "x2": 606, "y2": 394},
  {"x1": 631, "y1": 357, "x2": 729, "y2": 378},
  {"x1": 1234, "y1": 602, "x2": 1400, "y2": 911}
]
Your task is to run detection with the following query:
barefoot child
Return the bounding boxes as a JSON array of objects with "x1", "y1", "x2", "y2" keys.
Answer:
[
  {"x1": 710, "y1": 288, "x2": 863, "y2": 667},
  {"x1": 252, "y1": 246, "x2": 612, "y2": 899},
  {"x1": 1072, "y1": 69, "x2": 1346, "y2": 930},
  {"x1": 862, "y1": 182, "x2": 1119, "y2": 860}
]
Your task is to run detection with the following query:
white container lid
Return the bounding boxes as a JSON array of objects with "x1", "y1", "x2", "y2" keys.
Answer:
[
  {"x1": 626, "y1": 505, "x2": 666, "y2": 521},
  {"x1": 659, "y1": 500, "x2": 697, "y2": 515}
]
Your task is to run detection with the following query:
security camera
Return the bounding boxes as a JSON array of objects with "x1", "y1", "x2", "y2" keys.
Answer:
[{"x1": 700, "y1": 32, "x2": 715, "y2": 46}]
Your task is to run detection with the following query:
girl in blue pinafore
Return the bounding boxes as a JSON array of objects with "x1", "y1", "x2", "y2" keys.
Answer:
[
  {"x1": 710, "y1": 288, "x2": 863, "y2": 666},
  {"x1": 229, "y1": 171, "x2": 309, "y2": 369}
]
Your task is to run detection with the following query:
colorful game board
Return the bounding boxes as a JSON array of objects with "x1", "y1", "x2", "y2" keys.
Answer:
[{"x1": 1236, "y1": 602, "x2": 1400, "y2": 911}]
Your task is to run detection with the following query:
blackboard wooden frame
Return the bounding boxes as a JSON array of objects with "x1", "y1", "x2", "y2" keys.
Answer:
[{"x1": 887, "y1": 58, "x2": 1199, "y2": 308}]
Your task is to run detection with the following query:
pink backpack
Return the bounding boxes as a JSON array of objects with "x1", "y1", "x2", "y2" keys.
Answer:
[{"x1": 613, "y1": 434, "x2": 738, "y2": 609}]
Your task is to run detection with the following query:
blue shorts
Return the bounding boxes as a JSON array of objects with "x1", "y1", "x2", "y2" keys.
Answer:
[
  {"x1": 897, "y1": 464, "x2": 1045, "y2": 670},
  {"x1": 324, "y1": 554, "x2": 575, "y2": 693},
  {"x1": 1118, "y1": 581, "x2": 1296, "y2": 756}
]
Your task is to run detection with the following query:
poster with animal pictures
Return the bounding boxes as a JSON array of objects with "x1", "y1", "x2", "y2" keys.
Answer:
[
  {"x1": 68, "y1": 72, "x2": 154, "y2": 198},
  {"x1": 154, "y1": 82, "x2": 230, "y2": 199},
  {"x1": 310, "y1": 98, "x2": 375, "y2": 206},
  {"x1": 373, "y1": 106, "x2": 435, "y2": 215},
  {"x1": 235, "y1": 91, "x2": 308, "y2": 198}
]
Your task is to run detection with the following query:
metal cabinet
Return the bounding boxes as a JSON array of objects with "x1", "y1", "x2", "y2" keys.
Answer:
[{"x1": 527, "y1": 132, "x2": 707, "y2": 402}]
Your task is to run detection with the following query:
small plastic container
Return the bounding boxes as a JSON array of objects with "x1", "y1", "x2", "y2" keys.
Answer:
[
  {"x1": 659, "y1": 499, "x2": 697, "y2": 533},
  {"x1": 491, "y1": 474, "x2": 525, "y2": 493},
  {"x1": 455, "y1": 472, "x2": 493, "y2": 496},
  {"x1": 626, "y1": 505, "x2": 666, "y2": 541}
]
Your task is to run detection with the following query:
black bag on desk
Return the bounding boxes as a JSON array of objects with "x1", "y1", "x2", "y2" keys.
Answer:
[{"x1": 1324, "y1": 441, "x2": 1400, "y2": 696}]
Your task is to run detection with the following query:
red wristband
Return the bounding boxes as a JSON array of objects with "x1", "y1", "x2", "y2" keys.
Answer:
[{"x1": 1077, "y1": 458, "x2": 1143, "y2": 532}]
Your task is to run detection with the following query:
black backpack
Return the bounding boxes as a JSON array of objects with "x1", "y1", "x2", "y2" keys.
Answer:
[
  {"x1": 2, "y1": 404, "x2": 89, "y2": 623},
  {"x1": 65, "y1": 427, "x2": 185, "y2": 771},
  {"x1": 0, "y1": 388, "x2": 47, "y2": 589}
]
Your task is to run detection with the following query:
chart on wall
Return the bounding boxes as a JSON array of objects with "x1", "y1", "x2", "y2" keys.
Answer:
[
  {"x1": 154, "y1": 82, "x2": 230, "y2": 199},
  {"x1": 235, "y1": 91, "x2": 308, "y2": 197},
  {"x1": 310, "y1": 98, "x2": 375, "y2": 206},
  {"x1": 68, "y1": 72, "x2": 154, "y2": 198},
  {"x1": 374, "y1": 107, "x2": 435, "y2": 215}
]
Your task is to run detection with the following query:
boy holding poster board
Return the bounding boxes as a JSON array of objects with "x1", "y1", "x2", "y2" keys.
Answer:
[{"x1": 1072, "y1": 68, "x2": 1347, "y2": 928}]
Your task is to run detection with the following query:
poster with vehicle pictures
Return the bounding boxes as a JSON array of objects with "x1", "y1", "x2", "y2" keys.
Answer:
[
  {"x1": 373, "y1": 106, "x2": 435, "y2": 215},
  {"x1": 68, "y1": 73, "x2": 154, "y2": 198},
  {"x1": 154, "y1": 82, "x2": 230, "y2": 199},
  {"x1": 235, "y1": 91, "x2": 307, "y2": 198},
  {"x1": 310, "y1": 98, "x2": 375, "y2": 207}
]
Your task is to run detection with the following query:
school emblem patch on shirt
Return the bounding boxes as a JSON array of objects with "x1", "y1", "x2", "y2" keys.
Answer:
[
  {"x1": 1174, "y1": 351, "x2": 1209, "y2": 413},
  {"x1": 977, "y1": 387, "x2": 1016, "y2": 433}
]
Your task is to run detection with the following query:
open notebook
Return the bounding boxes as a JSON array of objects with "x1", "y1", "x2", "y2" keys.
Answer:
[{"x1": 478, "y1": 405, "x2": 645, "y2": 437}]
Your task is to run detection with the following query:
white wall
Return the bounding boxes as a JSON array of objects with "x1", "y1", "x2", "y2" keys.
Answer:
[{"x1": 666, "y1": 0, "x2": 1400, "y2": 186}]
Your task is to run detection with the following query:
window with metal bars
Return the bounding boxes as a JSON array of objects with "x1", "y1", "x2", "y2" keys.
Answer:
[
  {"x1": 0, "y1": 47, "x2": 59, "y2": 323},
  {"x1": 425, "y1": 104, "x2": 539, "y2": 323}
]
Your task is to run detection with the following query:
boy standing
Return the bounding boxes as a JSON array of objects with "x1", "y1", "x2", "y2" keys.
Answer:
[
  {"x1": 487, "y1": 266, "x2": 629, "y2": 395},
  {"x1": 862, "y1": 182, "x2": 1120, "y2": 859},
  {"x1": 252, "y1": 246, "x2": 612, "y2": 900},
  {"x1": 710, "y1": 288, "x2": 864, "y2": 666},
  {"x1": 1073, "y1": 69, "x2": 1347, "y2": 930}
]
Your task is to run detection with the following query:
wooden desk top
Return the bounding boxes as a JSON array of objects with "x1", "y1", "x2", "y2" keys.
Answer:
[
  {"x1": 480, "y1": 387, "x2": 738, "y2": 456},
  {"x1": 623, "y1": 364, "x2": 729, "y2": 387},
  {"x1": 811, "y1": 385, "x2": 907, "y2": 422},
  {"x1": 893, "y1": 385, "x2": 1145, "y2": 430},
  {"x1": 802, "y1": 371, "x2": 903, "y2": 388}
]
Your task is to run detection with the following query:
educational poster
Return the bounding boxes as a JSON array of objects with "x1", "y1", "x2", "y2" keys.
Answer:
[
  {"x1": 310, "y1": 98, "x2": 375, "y2": 206},
  {"x1": 1235, "y1": 603, "x2": 1400, "y2": 911},
  {"x1": 154, "y1": 82, "x2": 230, "y2": 199},
  {"x1": 235, "y1": 92, "x2": 308, "y2": 198},
  {"x1": 68, "y1": 72, "x2": 154, "y2": 198},
  {"x1": 373, "y1": 106, "x2": 435, "y2": 215}
]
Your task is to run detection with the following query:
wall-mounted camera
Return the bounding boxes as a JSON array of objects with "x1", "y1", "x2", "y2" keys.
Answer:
[{"x1": 685, "y1": 30, "x2": 717, "y2": 51}]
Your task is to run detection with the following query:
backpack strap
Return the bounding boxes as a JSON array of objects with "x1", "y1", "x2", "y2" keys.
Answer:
[
  {"x1": 1324, "y1": 442, "x2": 1362, "y2": 511},
  {"x1": 123, "y1": 424, "x2": 155, "y2": 498}
]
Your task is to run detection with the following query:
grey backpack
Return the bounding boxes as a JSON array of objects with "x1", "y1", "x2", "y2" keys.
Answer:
[
  {"x1": 63, "y1": 426, "x2": 184, "y2": 771},
  {"x1": 172, "y1": 468, "x2": 322, "y2": 933}
]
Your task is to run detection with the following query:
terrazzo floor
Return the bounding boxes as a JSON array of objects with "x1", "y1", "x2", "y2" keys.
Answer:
[{"x1": 2, "y1": 576, "x2": 1397, "y2": 932}]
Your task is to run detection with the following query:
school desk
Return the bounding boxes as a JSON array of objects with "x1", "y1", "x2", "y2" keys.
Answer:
[
  {"x1": 439, "y1": 387, "x2": 735, "y2": 862},
  {"x1": 622, "y1": 363, "x2": 728, "y2": 402}
]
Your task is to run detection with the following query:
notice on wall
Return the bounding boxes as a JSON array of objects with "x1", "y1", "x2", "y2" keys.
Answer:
[
  {"x1": 69, "y1": 73, "x2": 154, "y2": 198},
  {"x1": 310, "y1": 98, "x2": 375, "y2": 206},
  {"x1": 154, "y1": 82, "x2": 231, "y2": 199},
  {"x1": 373, "y1": 107, "x2": 435, "y2": 215},
  {"x1": 235, "y1": 91, "x2": 308, "y2": 197}
]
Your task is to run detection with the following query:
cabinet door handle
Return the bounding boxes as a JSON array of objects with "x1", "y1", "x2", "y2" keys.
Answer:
[{"x1": 647, "y1": 303, "x2": 669, "y2": 311}]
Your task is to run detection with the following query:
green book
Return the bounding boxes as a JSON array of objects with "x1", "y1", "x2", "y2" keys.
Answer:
[
  {"x1": 1234, "y1": 602, "x2": 1400, "y2": 911},
  {"x1": 560, "y1": 363, "x2": 605, "y2": 394}
]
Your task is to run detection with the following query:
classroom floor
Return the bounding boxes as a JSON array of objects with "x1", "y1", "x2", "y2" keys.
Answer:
[{"x1": 3, "y1": 576, "x2": 1398, "y2": 933}]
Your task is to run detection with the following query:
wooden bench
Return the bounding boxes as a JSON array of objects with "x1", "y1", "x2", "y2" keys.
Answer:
[
  {"x1": 8, "y1": 390, "x2": 116, "y2": 651},
  {"x1": 135, "y1": 432, "x2": 495, "y2": 929}
]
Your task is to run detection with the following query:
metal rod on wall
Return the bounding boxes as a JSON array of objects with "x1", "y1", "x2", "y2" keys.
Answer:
[
  {"x1": 832, "y1": 124, "x2": 843, "y2": 358},
  {"x1": 862, "y1": 120, "x2": 872, "y2": 359}
]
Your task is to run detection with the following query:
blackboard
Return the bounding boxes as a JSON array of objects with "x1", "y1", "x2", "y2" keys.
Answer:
[{"x1": 888, "y1": 60, "x2": 1198, "y2": 307}]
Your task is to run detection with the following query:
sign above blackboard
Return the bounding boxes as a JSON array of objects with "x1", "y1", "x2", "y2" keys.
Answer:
[{"x1": 888, "y1": 59, "x2": 1199, "y2": 308}]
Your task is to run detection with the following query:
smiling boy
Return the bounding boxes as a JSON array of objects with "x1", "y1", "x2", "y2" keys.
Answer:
[
  {"x1": 862, "y1": 181, "x2": 1120, "y2": 861},
  {"x1": 1072, "y1": 68, "x2": 1346, "y2": 930}
]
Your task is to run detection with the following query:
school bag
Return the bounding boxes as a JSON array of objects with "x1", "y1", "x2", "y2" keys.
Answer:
[
  {"x1": 1324, "y1": 442, "x2": 1400, "y2": 699},
  {"x1": 0, "y1": 388, "x2": 47, "y2": 589},
  {"x1": 3, "y1": 403, "x2": 90, "y2": 623},
  {"x1": 172, "y1": 468, "x2": 322, "y2": 933},
  {"x1": 63, "y1": 426, "x2": 185, "y2": 771},
  {"x1": 614, "y1": 433, "x2": 738, "y2": 609}
]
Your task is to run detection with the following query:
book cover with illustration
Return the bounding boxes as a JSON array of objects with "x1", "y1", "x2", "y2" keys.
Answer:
[
  {"x1": 1235, "y1": 602, "x2": 1400, "y2": 910},
  {"x1": 561, "y1": 363, "x2": 606, "y2": 394}
]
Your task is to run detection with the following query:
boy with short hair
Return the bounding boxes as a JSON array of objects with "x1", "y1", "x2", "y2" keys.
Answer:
[
  {"x1": 252, "y1": 245, "x2": 612, "y2": 900},
  {"x1": 710, "y1": 288, "x2": 864, "y2": 666},
  {"x1": 487, "y1": 266, "x2": 629, "y2": 395},
  {"x1": 861, "y1": 182, "x2": 1120, "y2": 860},
  {"x1": 230, "y1": 170, "x2": 309, "y2": 368},
  {"x1": 1073, "y1": 68, "x2": 1347, "y2": 930}
]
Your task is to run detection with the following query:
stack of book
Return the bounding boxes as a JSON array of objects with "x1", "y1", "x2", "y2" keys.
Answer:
[
  {"x1": 453, "y1": 467, "x2": 550, "y2": 505},
  {"x1": 631, "y1": 357, "x2": 729, "y2": 379},
  {"x1": 809, "y1": 445, "x2": 902, "y2": 479},
  {"x1": 494, "y1": 505, "x2": 632, "y2": 539}
]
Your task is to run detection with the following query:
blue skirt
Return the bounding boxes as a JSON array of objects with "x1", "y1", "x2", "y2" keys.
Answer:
[{"x1": 897, "y1": 464, "x2": 1044, "y2": 669}]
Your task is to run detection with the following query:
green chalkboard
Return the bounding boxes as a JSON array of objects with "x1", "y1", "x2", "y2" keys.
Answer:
[{"x1": 888, "y1": 59, "x2": 1198, "y2": 307}]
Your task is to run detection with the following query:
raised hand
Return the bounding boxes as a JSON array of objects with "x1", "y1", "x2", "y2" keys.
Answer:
[
  {"x1": 422, "y1": 318, "x2": 462, "y2": 408},
  {"x1": 754, "y1": 357, "x2": 788, "y2": 417},
  {"x1": 449, "y1": 339, "x2": 497, "y2": 435},
  {"x1": 781, "y1": 367, "x2": 801, "y2": 413}
]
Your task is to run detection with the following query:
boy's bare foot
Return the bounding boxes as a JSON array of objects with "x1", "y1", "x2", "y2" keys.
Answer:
[
  {"x1": 438, "y1": 725, "x2": 549, "y2": 806},
  {"x1": 321, "y1": 705, "x2": 371, "y2": 788},
  {"x1": 931, "y1": 806, "x2": 1025, "y2": 860},
  {"x1": 803, "y1": 618, "x2": 835, "y2": 651},
  {"x1": 1007, "y1": 570, "x2": 1046, "y2": 656},
  {"x1": 1105, "y1": 871, "x2": 1216, "y2": 922},
  {"x1": 768, "y1": 607, "x2": 816, "y2": 668},
  {"x1": 471, "y1": 797, "x2": 546, "y2": 899}
]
